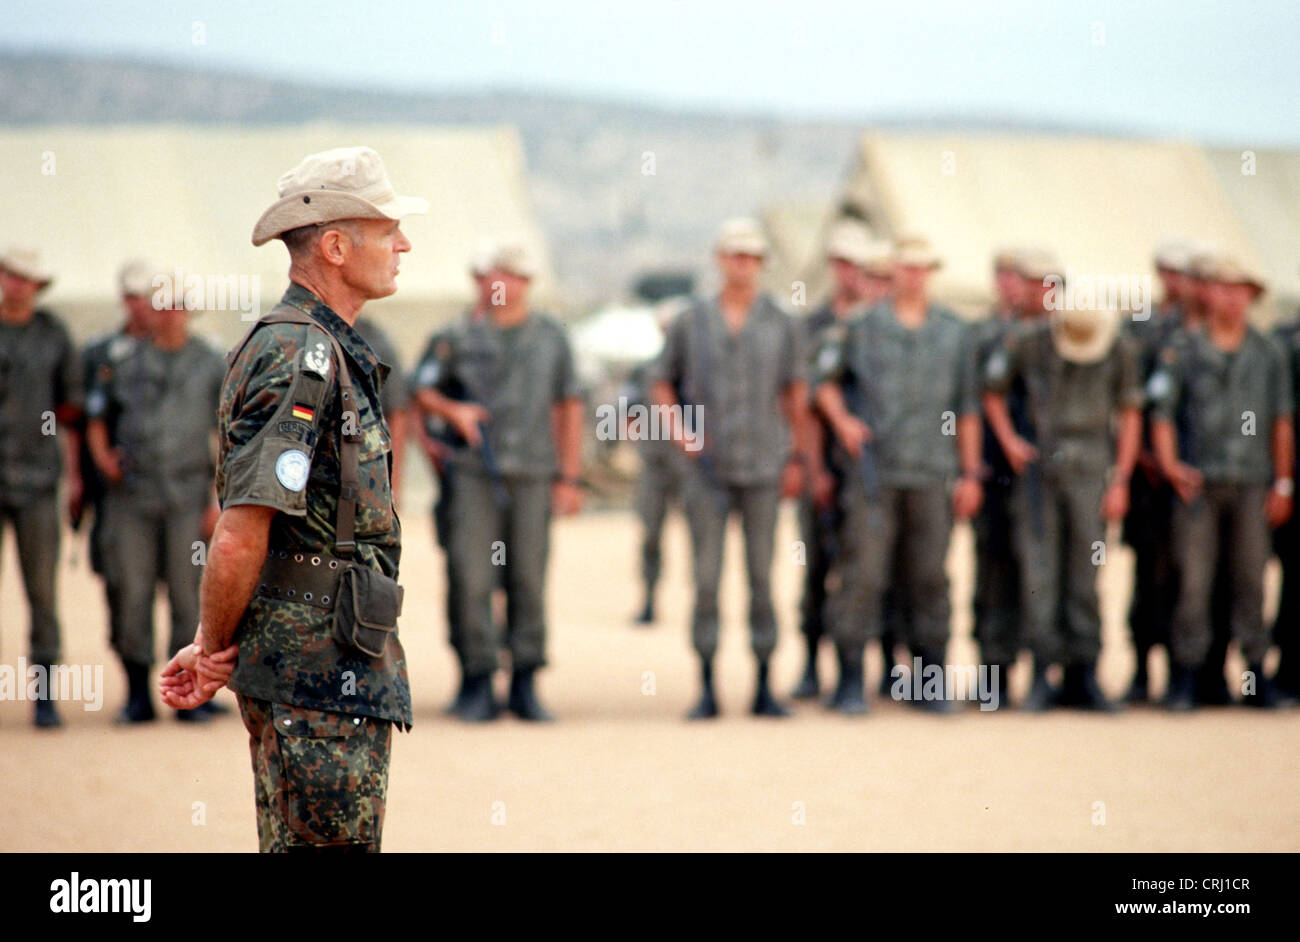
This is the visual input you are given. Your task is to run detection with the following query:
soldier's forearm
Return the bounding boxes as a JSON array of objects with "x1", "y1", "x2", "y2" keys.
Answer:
[
  {"x1": 413, "y1": 387, "x2": 459, "y2": 422},
  {"x1": 199, "y1": 505, "x2": 275, "y2": 653},
  {"x1": 981, "y1": 391, "x2": 1017, "y2": 457},
  {"x1": 651, "y1": 381, "x2": 683, "y2": 442},
  {"x1": 555, "y1": 397, "x2": 583, "y2": 480},
  {"x1": 1113, "y1": 408, "x2": 1142, "y2": 481},
  {"x1": 956, "y1": 414, "x2": 982, "y2": 477},
  {"x1": 1150, "y1": 420, "x2": 1180, "y2": 474},
  {"x1": 1272, "y1": 417, "x2": 1294, "y2": 482},
  {"x1": 782, "y1": 382, "x2": 820, "y2": 472},
  {"x1": 85, "y1": 420, "x2": 114, "y2": 476},
  {"x1": 813, "y1": 382, "x2": 850, "y2": 433}
]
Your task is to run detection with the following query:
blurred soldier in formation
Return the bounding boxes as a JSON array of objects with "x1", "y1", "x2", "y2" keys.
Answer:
[
  {"x1": 1150, "y1": 256, "x2": 1294, "y2": 709},
  {"x1": 414, "y1": 242, "x2": 584, "y2": 723},
  {"x1": 1270, "y1": 299, "x2": 1300, "y2": 700},
  {"x1": 0, "y1": 249, "x2": 82, "y2": 728},
  {"x1": 653, "y1": 218, "x2": 825, "y2": 719},
  {"x1": 815, "y1": 237, "x2": 983, "y2": 714},
  {"x1": 984, "y1": 270, "x2": 1143, "y2": 711},
  {"x1": 86, "y1": 264, "x2": 226, "y2": 723},
  {"x1": 353, "y1": 315, "x2": 409, "y2": 501},
  {"x1": 80, "y1": 260, "x2": 165, "y2": 655},
  {"x1": 1121, "y1": 241, "x2": 1194, "y2": 702},
  {"x1": 628, "y1": 302, "x2": 688, "y2": 626},
  {"x1": 413, "y1": 245, "x2": 496, "y2": 714},
  {"x1": 791, "y1": 219, "x2": 887, "y2": 700},
  {"x1": 969, "y1": 249, "x2": 1026, "y2": 706}
]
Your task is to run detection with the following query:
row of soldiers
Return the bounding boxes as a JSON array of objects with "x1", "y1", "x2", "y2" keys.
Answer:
[{"x1": 634, "y1": 220, "x2": 1298, "y2": 714}]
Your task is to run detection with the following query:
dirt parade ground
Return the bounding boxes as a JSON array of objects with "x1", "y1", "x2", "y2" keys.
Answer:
[{"x1": 2, "y1": 504, "x2": 1297, "y2": 853}]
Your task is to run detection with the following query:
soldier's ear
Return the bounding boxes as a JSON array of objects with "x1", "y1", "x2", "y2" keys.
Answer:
[{"x1": 318, "y1": 228, "x2": 350, "y2": 268}]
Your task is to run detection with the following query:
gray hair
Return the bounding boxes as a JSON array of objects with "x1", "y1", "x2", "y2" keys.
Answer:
[{"x1": 281, "y1": 219, "x2": 367, "y2": 259}]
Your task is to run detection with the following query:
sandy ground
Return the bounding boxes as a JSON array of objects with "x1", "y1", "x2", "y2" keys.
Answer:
[{"x1": 2, "y1": 500, "x2": 1297, "y2": 852}]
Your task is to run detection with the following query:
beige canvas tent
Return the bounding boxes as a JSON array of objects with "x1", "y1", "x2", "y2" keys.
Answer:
[
  {"x1": 1203, "y1": 147, "x2": 1300, "y2": 315},
  {"x1": 807, "y1": 132, "x2": 1270, "y2": 320},
  {"x1": 0, "y1": 122, "x2": 554, "y2": 364}
]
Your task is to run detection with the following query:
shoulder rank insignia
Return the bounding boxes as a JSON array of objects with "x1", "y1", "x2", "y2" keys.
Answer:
[{"x1": 303, "y1": 341, "x2": 331, "y2": 378}]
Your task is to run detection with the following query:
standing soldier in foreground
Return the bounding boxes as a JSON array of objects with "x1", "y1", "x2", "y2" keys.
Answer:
[
  {"x1": 0, "y1": 249, "x2": 82, "y2": 728},
  {"x1": 413, "y1": 242, "x2": 584, "y2": 723},
  {"x1": 969, "y1": 249, "x2": 1026, "y2": 706},
  {"x1": 790, "y1": 219, "x2": 880, "y2": 700},
  {"x1": 86, "y1": 272, "x2": 225, "y2": 723},
  {"x1": 1150, "y1": 256, "x2": 1294, "y2": 710},
  {"x1": 653, "y1": 218, "x2": 825, "y2": 719},
  {"x1": 815, "y1": 237, "x2": 983, "y2": 714},
  {"x1": 160, "y1": 146, "x2": 423, "y2": 851},
  {"x1": 984, "y1": 302, "x2": 1142, "y2": 711}
]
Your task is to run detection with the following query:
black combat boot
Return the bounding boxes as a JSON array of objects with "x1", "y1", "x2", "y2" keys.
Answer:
[
  {"x1": 1241, "y1": 664, "x2": 1295, "y2": 709},
  {"x1": 443, "y1": 668, "x2": 471, "y2": 716},
  {"x1": 910, "y1": 648, "x2": 960, "y2": 714},
  {"x1": 33, "y1": 663, "x2": 62, "y2": 729},
  {"x1": 115, "y1": 661, "x2": 156, "y2": 725},
  {"x1": 687, "y1": 658, "x2": 719, "y2": 720},
  {"x1": 1195, "y1": 662, "x2": 1233, "y2": 706},
  {"x1": 791, "y1": 637, "x2": 821, "y2": 700},
  {"x1": 828, "y1": 649, "x2": 867, "y2": 716},
  {"x1": 1021, "y1": 661, "x2": 1059, "y2": 713},
  {"x1": 1164, "y1": 664, "x2": 1197, "y2": 712},
  {"x1": 1069, "y1": 662, "x2": 1119, "y2": 712},
  {"x1": 507, "y1": 666, "x2": 555, "y2": 722},
  {"x1": 634, "y1": 596, "x2": 655, "y2": 626},
  {"x1": 454, "y1": 672, "x2": 500, "y2": 723},
  {"x1": 878, "y1": 634, "x2": 898, "y2": 697},
  {"x1": 1124, "y1": 648, "x2": 1150, "y2": 703},
  {"x1": 751, "y1": 660, "x2": 791, "y2": 718},
  {"x1": 985, "y1": 662, "x2": 1011, "y2": 711}
]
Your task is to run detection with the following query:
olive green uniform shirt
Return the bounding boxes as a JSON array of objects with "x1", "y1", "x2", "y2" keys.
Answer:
[{"x1": 0, "y1": 308, "x2": 82, "y2": 496}]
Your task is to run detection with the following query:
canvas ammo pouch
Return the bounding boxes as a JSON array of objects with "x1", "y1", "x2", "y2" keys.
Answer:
[{"x1": 234, "y1": 306, "x2": 404, "y2": 660}]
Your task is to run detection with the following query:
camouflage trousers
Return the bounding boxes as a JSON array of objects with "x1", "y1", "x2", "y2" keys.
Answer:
[{"x1": 237, "y1": 695, "x2": 392, "y2": 853}]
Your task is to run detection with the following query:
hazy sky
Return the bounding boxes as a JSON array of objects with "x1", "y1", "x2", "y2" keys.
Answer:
[{"x1": 9, "y1": 0, "x2": 1299, "y2": 145}]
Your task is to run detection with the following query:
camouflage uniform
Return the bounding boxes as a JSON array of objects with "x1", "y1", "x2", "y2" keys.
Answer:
[
  {"x1": 0, "y1": 307, "x2": 82, "y2": 667},
  {"x1": 653, "y1": 294, "x2": 805, "y2": 662},
  {"x1": 816, "y1": 301, "x2": 979, "y2": 670},
  {"x1": 412, "y1": 311, "x2": 581, "y2": 676},
  {"x1": 985, "y1": 320, "x2": 1142, "y2": 670},
  {"x1": 86, "y1": 335, "x2": 225, "y2": 665},
  {"x1": 1148, "y1": 326, "x2": 1292, "y2": 673},
  {"x1": 220, "y1": 283, "x2": 411, "y2": 853}
]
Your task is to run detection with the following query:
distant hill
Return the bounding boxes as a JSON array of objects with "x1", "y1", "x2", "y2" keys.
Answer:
[{"x1": 0, "y1": 49, "x2": 1138, "y2": 311}]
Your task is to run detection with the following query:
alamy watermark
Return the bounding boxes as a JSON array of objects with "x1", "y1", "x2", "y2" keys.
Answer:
[
  {"x1": 594, "y1": 397, "x2": 704, "y2": 452},
  {"x1": 0, "y1": 659, "x2": 104, "y2": 711},
  {"x1": 888, "y1": 658, "x2": 1001, "y2": 711},
  {"x1": 151, "y1": 267, "x2": 262, "y2": 320},
  {"x1": 1044, "y1": 269, "x2": 1153, "y2": 320}
]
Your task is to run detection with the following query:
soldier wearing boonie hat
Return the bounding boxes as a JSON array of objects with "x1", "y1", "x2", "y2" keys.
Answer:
[
  {"x1": 1120, "y1": 239, "x2": 1197, "y2": 702},
  {"x1": 969, "y1": 248, "x2": 1032, "y2": 705},
  {"x1": 158, "y1": 146, "x2": 425, "y2": 851},
  {"x1": 790, "y1": 219, "x2": 875, "y2": 701},
  {"x1": 652, "y1": 217, "x2": 824, "y2": 719},
  {"x1": 1148, "y1": 254, "x2": 1295, "y2": 710},
  {"x1": 815, "y1": 236, "x2": 984, "y2": 714},
  {"x1": 0, "y1": 248, "x2": 82, "y2": 728},
  {"x1": 412, "y1": 238, "x2": 584, "y2": 724},
  {"x1": 85, "y1": 256, "x2": 227, "y2": 725},
  {"x1": 984, "y1": 305, "x2": 1142, "y2": 711}
]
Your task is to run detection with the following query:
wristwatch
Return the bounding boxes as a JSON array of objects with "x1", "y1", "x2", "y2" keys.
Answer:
[{"x1": 1273, "y1": 477, "x2": 1294, "y2": 497}]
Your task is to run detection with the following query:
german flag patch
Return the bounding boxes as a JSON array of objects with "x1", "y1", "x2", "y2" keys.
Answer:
[{"x1": 291, "y1": 403, "x2": 315, "y2": 422}]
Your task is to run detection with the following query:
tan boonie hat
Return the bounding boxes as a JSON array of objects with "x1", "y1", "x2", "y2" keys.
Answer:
[
  {"x1": 469, "y1": 240, "x2": 497, "y2": 278},
  {"x1": 0, "y1": 247, "x2": 54, "y2": 288},
  {"x1": 714, "y1": 217, "x2": 768, "y2": 257},
  {"x1": 1201, "y1": 254, "x2": 1267, "y2": 294},
  {"x1": 825, "y1": 219, "x2": 874, "y2": 266},
  {"x1": 252, "y1": 146, "x2": 429, "y2": 247},
  {"x1": 893, "y1": 236, "x2": 941, "y2": 270},
  {"x1": 860, "y1": 239, "x2": 894, "y2": 278},
  {"x1": 491, "y1": 241, "x2": 538, "y2": 279},
  {"x1": 993, "y1": 248, "x2": 1024, "y2": 272},
  {"x1": 1015, "y1": 248, "x2": 1063, "y2": 282},
  {"x1": 1152, "y1": 238, "x2": 1194, "y2": 274},
  {"x1": 118, "y1": 257, "x2": 167, "y2": 297},
  {"x1": 1051, "y1": 307, "x2": 1120, "y2": 364}
]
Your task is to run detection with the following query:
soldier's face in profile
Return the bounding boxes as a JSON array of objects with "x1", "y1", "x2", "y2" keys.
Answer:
[
  {"x1": 829, "y1": 257, "x2": 859, "y2": 297},
  {"x1": 491, "y1": 270, "x2": 531, "y2": 307},
  {"x1": 341, "y1": 218, "x2": 411, "y2": 301},
  {"x1": 994, "y1": 267, "x2": 1022, "y2": 308},
  {"x1": 0, "y1": 270, "x2": 40, "y2": 307},
  {"x1": 857, "y1": 272, "x2": 893, "y2": 304}
]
